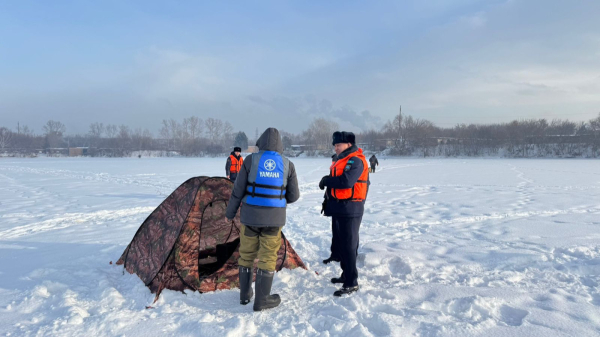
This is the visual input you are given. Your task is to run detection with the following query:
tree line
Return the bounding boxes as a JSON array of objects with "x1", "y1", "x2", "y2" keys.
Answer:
[
  {"x1": 0, "y1": 118, "x2": 251, "y2": 157},
  {"x1": 1, "y1": 112, "x2": 599, "y2": 158},
  {"x1": 357, "y1": 111, "x2": 600, "y2": 158}
]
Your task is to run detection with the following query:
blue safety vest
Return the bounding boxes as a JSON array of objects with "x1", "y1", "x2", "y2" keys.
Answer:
[{"x1": 244, "y1": 151, "x2": 289, "y2": 208}]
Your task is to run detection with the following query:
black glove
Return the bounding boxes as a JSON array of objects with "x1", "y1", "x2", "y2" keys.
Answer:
[{"x1": 319, "y1": 176, "x2": 328, "y2": 190}]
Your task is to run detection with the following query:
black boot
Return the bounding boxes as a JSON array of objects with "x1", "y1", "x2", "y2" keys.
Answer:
[
  {"x1": 322, "y1": 256, "x2": 340, "y2": 264},
  {"x1": 253, "y1": 269, "x2": 281, "y2": 311},
  {"x1": 334, "y1": 285, "x2": 359, "y2": 297},
  {"x1": 239, "y1": 266, "x2": 253, "y2": 305},
  {"x1": 331, "y1": 276, "x2": 345, "y2": 284}
]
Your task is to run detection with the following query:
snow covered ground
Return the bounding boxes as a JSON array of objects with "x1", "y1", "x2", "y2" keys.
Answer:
[{"x1": 1, "y1": 157, "x2": 599, "y2": 337}]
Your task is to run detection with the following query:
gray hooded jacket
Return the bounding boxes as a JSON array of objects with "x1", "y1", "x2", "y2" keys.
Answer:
[{"x1": 225, "y1": 128, "x2": 300, "y2": 227}]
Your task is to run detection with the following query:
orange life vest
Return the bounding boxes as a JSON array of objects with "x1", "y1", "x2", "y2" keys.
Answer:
[
  {"x1": 329, "y1": 148, "x2": 369, "y2": 201},
  {"x1": 229, "y1": 155, "x2": 243, "y2": 174}
]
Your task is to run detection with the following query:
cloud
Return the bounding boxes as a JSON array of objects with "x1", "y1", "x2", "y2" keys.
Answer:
[
  {"x1": 2, "y1": 0, "x2": 599, "y2": 134},
  {"x1": 274, "y1": 0, "x2": 600, "y2": 125},
  {"x1": 460, "y1": 12, "x2": 487, "y2": 28},
  {"x1": 246, "y1": 95, "x2": 383, "y2": 132}
]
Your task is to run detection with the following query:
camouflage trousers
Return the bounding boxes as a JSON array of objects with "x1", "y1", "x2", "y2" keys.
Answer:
[{"x1": 238, "y1": 225, "x2": 282, "y2": 272}]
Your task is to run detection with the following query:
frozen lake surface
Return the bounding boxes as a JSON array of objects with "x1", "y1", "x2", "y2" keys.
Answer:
[{"x1": 1, "y1": 157, "x2": 599, "y2": 336}]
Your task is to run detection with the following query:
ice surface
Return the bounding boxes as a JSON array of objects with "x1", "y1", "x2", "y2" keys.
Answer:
[{"x1": 1, "y1": 157, "x2": 599, "y2": 336}]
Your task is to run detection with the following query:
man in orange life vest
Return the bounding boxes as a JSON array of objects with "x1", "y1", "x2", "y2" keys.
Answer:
[
  {"x1": 319, "y1": 131, "x2": 369, "y2": 296},
  {"x1": 226, "y1": 147, "x2": 243, "y2": 182}
]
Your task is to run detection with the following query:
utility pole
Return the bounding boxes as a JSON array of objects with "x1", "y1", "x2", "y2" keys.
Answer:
[
  {"x1": 17, "y1": 122, "x2": 20, "y2": 135},
  {"x1": 397, "y1": 105, "x2": 403, "y2": 148}
]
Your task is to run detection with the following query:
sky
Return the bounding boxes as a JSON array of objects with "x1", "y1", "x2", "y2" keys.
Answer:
[{"x1": 0, "y1": 0, "x2": 599, "y2": 136}]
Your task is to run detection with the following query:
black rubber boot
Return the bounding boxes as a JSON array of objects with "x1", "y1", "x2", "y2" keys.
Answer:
[
  {"x1": 322, "y1": 256, "x2": 340, "y2": 264},
  {"x1": 239, "y1": 266, "x2": 253, "y2": 305},
  {"x1": 253, "y1": 269, "x2": 281, "y2": 311},
  {"x1": 331, "y1": 276, "x2": 345, "y2": 284},
  {"x1": 334, "y1": 285, "x2": 359, "y2": 297}
]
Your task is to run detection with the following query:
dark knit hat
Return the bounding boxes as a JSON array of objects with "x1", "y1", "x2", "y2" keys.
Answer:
[
  {"x1": 234, "y1": 147, "x2": 242, "y2": 152},
  {"x1": 332, "y1": 131, "x2": 356, "y2": 145}
]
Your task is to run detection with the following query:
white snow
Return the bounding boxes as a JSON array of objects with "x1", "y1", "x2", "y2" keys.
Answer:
[{"x1": 1, "y1": 157, "x2": 599, "y2": 336}]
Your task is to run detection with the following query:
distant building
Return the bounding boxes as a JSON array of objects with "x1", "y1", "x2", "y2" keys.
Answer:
[
  {"x1": 69, "y1": 147, "x2": 89, "y2": 156},
  {"x1": 46, "y1": 148, "x2": 69, "y2": 156},
  {"x1": 291, "y1": 144, "x2": 317, "y2": 151}
]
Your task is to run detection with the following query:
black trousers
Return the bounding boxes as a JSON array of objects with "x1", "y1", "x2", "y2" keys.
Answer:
[
  {"x1": 332, "y1": 216, "x2": 362, "y2": 288},
  {"x1": 329, "y1": 221, "x2": 340, "y2": 260},
  {"x1": 370, "y1": 164, "x2": 376, "y2": 172},
  {"x1": 229, "y1": 172, "x2": 238, "y2": 183}
]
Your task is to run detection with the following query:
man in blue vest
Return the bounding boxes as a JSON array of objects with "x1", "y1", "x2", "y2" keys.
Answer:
[{"x1": 226, "y1": 127, "x2": 300, "y2": 311}]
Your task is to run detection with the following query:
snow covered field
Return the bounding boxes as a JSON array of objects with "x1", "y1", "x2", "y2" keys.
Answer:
[{"x1": 1, "y1": 157, "x2": 599, "y2": 337}]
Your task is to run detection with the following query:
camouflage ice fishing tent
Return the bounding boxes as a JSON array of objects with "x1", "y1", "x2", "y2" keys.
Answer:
[{"x1": 116, "y1": 176, "x2": 306, "y2": 300}]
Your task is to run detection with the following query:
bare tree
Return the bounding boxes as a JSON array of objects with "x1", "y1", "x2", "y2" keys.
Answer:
[
  {"x1": 115, "y1": 125, "x2": 131, "y2": 153},
  {"x1": 132, "y1": 128, "x2": 153, "y2": 151},
  {"x1": 0, "y1": 127, "x2": 13, "y2": 150},
  {"x1": 205, "y1": 118, "x2": 223, "y2": 143},
  {"x1": 548, "y1": 119, "x2": 576, "y2": 135},
  {"x1": 118, "y1": 125, "x2": 130, "y2": 139},
  {"x1": 159, "y1": 120, "x2": 171, "y2": 139},
  {"x1": 42, "y1": 120, "x2": 66, "y2": 149},
  {"x1": 589, "y1": 113, "x2": 600, "y2": 133},
  {"x1": 105, "y1": 124, "x2": 118, "y2": 138},
  {"x1": 303, "y1": 118, "x2": 339, "y2": 150},
  {"x1": 42, "y1": 120, "x2": 66, "y2": 136},
  {"x1": 360, "y1": 129, "x2": 380, "y2": 151},
  {"x1": 168, "y1": 119, "x2": 182, "y2": 145},
  {"x1": 383, "y1": 106, "x2": 404, "y2": 148},
  {"x1": 88, "y1": 122, "x2": 104, "y2": 138},
  {"x1": 183, "y1": 116, "x2": 203, "y2": 139},
  {"x1": 222, "y1": 121, "x2": 234, "y2": 143},
  {"x1": 588, "y1": 113, "x2": 600, "y2": 156},
  {"x1": 19, "y1": 125, "x2": 33, "y2": 136},
  {"x1": 87, "y1": 122, "x2": 104, "y2": 149}
]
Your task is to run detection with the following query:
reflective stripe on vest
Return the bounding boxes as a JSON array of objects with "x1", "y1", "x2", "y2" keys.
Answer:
[
  {"x1": 243, "y1": 151, "x2": 289, "y2": 208},
  {"x1": 229, "y1": 155, "x2": 243, "y2": 174},
  {"x1": 330, "y1": 148, "x2": 369, "y2": 201}
]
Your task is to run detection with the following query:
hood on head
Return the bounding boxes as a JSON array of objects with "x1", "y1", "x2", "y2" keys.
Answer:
[{"x1": 256, "y1": 127, "x2": 284, "y2": 153}]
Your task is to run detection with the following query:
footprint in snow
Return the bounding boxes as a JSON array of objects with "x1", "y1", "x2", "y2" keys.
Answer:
[{"x1": 498, "y1": 304, "x2": 528, "y2": 326}]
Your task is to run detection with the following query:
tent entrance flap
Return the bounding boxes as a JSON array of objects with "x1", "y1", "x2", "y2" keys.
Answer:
[
  {"x1": 197, "y1": 199, "x2": 241, "y2": 277},
  {"x1": 199, "y1": 238, "x2": 240, "y2": 276}
]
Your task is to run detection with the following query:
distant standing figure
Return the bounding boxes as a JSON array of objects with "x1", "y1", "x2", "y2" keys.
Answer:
[
  {"x1": 226, "y1": 147, "x2": 243, "y2": 182},
  {"x1": 369, "y1": 154, "x2": 379, "y2": 173}
]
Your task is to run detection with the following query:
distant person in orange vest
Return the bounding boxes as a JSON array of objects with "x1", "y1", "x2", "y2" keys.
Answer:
[
  {"x1": 319, "y1": 131, "x2": 369, "y2": 297},
  {"x1": 226, "y1": 147, "x2": 243, "y2": 182}
]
